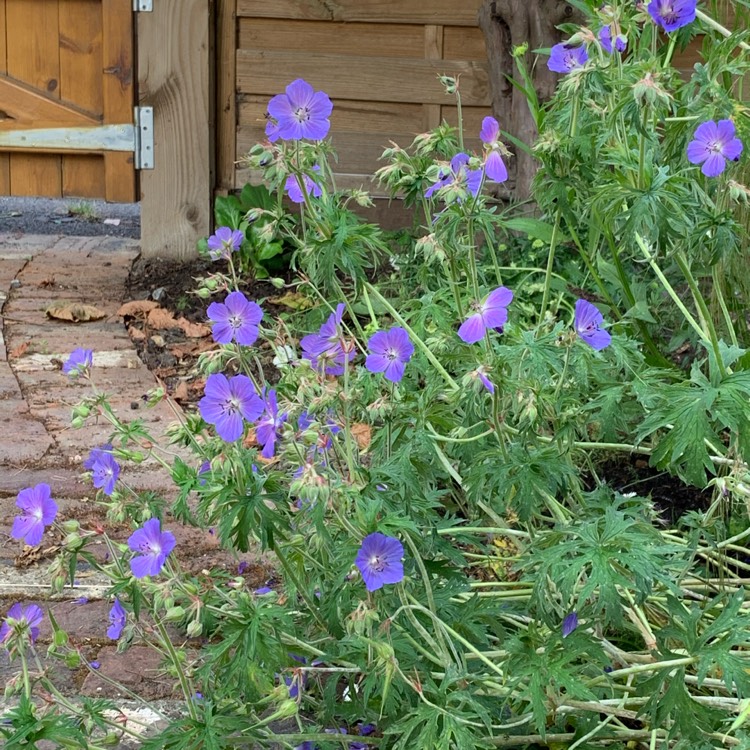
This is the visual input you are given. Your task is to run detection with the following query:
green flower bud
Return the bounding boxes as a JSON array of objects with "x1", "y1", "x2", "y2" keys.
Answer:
[
  {"x1": 61, "y1": 519, "x2": 80, "y2": 533},
  {"x1": 64, "y1": 533, "x2": 83, "y2": 551},
  {"x1": 65, "y1": 651, "x2": 81, "y2": 668},
  {"x1": 165, "y1": 606, "x2": 185, "y2": 621},
  {"x1": 186, "y1": 620, "x2": 203, "y2": 638}
]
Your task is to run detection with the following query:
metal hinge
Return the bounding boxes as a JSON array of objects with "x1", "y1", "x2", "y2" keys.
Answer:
[
  {"x1": 0, "y1": 107, "x2": 155, "y2": 170},
  {"x1": 133, "y1": 0, "x2": 153, "y2": 10}
]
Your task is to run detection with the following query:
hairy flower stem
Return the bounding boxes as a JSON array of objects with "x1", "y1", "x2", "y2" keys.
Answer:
[
  {"x1": 539, "y1": 212, "x2": 562, "y2": 322},
  {"x1": 696, "y1": 9, "x2": 750, "y2": 51},
  {"x1": 673, "y1": 250, "x2": 728, "y2": 378},
  {"x1": 365, "y1": 283, "x2": 459, "y2": 391},
  {"x1": 713, "y1": 263, "x2": 739, "y2": 347},
  {"x1": 637, "y1": 104, "x2": 650, "y2": 191},
  {"x1": 455, "y1": 88, "x2": 464, "y2": 151},
  {"x1": 154, "y1": 619, "x2": 198, "y2": 720},
  {"x1": 341, "y1": 357, "x2": 358, "y2": 482},
  {"x1": 634, "y1": 233, "x2": 709, "y2": 344}
]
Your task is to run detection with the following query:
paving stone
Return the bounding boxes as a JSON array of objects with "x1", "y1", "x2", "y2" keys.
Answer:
[
  {"x1": 81, "y1": 646, "x2": 180, "y2": 700},
  {"x1": 0, "y1": 410, "x2": 53, "y2": 463}
]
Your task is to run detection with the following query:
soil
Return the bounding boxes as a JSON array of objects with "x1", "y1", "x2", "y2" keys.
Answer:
[{"x1": 125, "y1": 257, "x2": 284, "y2": 406}]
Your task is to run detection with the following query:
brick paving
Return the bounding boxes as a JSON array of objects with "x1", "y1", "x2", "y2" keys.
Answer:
[{"x1": 0, "y1": 234, "x2": 273, "y2": 734}]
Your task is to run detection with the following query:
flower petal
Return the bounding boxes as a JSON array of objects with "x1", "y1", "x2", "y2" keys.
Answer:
[{"x1": 458, "y1": 314, "x2": 486, "y2": 344}]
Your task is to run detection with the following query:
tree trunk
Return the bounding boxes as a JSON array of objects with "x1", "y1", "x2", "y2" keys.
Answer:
[{"x1": 478, "y1": 0, "x2": 580, "y2": 201}]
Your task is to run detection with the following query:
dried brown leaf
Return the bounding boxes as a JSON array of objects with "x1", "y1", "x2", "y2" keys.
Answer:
[
  {"x1": 147, "y1": 307, "x2": 179, "y2": 330},
  {"x1": 117, "y1": 300, "x2": 160, "y2": 317},
  {"x1": 177, "y1": 317, "x2": 211, "y2": 338},
  {"x1": 351, "y1": 423, "x2": 371, "y2": 451},
  {"x1": 46, "y1": 301, "x2": 106, "y2": 322}
]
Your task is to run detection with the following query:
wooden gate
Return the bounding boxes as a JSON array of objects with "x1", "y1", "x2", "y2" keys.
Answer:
[{"x1": 0, "y1": 0, "x2": 136, "y2": 201}]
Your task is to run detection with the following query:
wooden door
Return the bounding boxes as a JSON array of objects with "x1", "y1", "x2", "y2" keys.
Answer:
[{"x1": 0, "y1": 0, "x2": 136, "y2": 201}]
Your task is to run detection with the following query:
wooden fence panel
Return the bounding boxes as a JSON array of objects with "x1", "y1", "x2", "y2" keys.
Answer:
[
  {"x1": 0, "y1": 0, "x2": 135, "y2": 200},
  {"x1": 237, "y1": 0, "x2": 483, "y2": 26}
]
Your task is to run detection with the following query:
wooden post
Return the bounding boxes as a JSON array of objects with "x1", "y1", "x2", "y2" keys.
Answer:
[
  {"x1": 137, "y1": 0, "x2": 213, "y2": 260},
  {"x1": 216, "y1": 0, "x2": 237, "y2": 193}
]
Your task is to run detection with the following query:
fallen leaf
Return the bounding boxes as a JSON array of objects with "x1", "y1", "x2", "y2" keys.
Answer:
[
  {"x1": 8, "y1": 341, "x2": 30, "y2": 360},
  {"x1": 177, "y1": 317, "x2": 211, "y2": 338},
  {"x1": 169, "y1": 339, "x2": 216, "y2": 358},
  {"x1": 351, "y1": 423, "x2": 371, "y2": 451},
  {"x1": 127, "y1": 325, "x2": 146, "y2": 341},
  {"x1": 46, "y1": 301, "x2": 106, "y2": 322},
  {"x1": 172, "y1": 381, "x2": 189, "y2": 401},
  {"x1": 268, "y1": 291, "x2": 314, "y2": 310},
  {"x1": 147, "y1": 307, "x2": 179, "y2": 330},
  {"x1": 118, "y1": 300, "x2": 160, "y2": 317}
]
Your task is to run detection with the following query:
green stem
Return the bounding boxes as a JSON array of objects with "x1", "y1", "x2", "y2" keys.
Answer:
[
  {"x1": 674, "y1": 250, "x2": 727, "y2": 377},
  {"x1": 456, "y1": 88, "x2": 464, "y2": 151},
  {"x1": 713, "y1": 263, "x2": 738, "y2": 347},
  {"x1": 273, "y1": 543, "x2": 330, "y2": 633},
  {"x1": 155, "y1": 619, "x2": 197, "y2": 720},
  {"x1": 696, "y1": 9, "x2": 750, "y2": 50},
  {"x1": 539, "y1": 212, "x2": 562, "y2": 322},
  {"x1": 633, "y1": 234, "x2": 708, "y2": 344}
]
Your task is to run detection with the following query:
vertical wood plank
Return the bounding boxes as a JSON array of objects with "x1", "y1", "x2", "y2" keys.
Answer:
[
  {"x1": 424, "y1": 25, "x2": 444, "y2": 130},
  {"x1": 216, "y1": 0, "x2": 237, "y2": 192},
  {"x1": 138, "y1": 0, "x2": 212, "y2": 259},
  {"x1": 102, "y1": 0, "x2": 135, "y2": 202},
  {"x1": 63, "y1": 154, "x2": 106, "y2": 197},
  {"x1": 0, "y1": 0, "x2": 9, "y2": 194},
  {"x1": 60, "y1": 0, "x2": 104, "y2": 198},
  {"x1": 6, "y1": 0, "x2": 61, "y2": 196}
]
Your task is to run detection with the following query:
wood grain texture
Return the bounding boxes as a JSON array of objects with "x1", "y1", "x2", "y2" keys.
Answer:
[
  {"x1": 6, "y1": 0, "x2": 61, "y2": 196},
  {"x1": 0, "y1": 0, "x2": 9, "y2": 193},
  {"x1": 138, "y1": 0, "x2": 211, "y2": 258},
  {"x1": 237, "y1": 0, "x2": 483, "y2": 26},
  {"x1": 239, "y1": 97, "x2": 426, "y2": 136},
  {"x1": 102, "y1": 0, "x2": 135, "y2": 201},
  {"x1": 60, "y1": 0, "x2": 103, "y2": 198},
  {"x1": 443, "y1": 25, "x2": 486, "y2": 61},
  {"x1": 424, "y1": 25, "x2": 444, "y2": 130},
  {"x1": 237, "y1": 50, "x2": 490, "y2": 106},
  {"x1": 217, "y1": 0, "x2": 237, "y2": 191},
  {"x1": 238, "y1": 18, "x2": 424, "y2": 58}
]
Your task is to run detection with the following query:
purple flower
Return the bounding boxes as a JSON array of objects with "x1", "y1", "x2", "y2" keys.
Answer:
[
  {"x1": 90, "y1": 660, "x2": 100, "y2": 669},
  {"x1": 365, "y1": 327, "x2": 414, "y2": 383},
  {"x1": 458, "y1": 286, "x2": 514, "y2": 344},
  {"x1": 255, "y1": 389, "x2": 288, "y2": 458},
  {"x1": 355, "y1": 533, "x2": 404, "y2": 592},
  {"x1": 107, "y1": 598, "x2": 127, "y2": 640},
  {"x1": 286, "y1": 166, "x2": 323, "y2": 204},
  {"x1": 198, "y1": 461, "x2": 211, "y2": 486},
  {"x1": 647, "y1": 0, "x2": 697, "y2": 31},
  {"x1": 686, "y1": 119, "x2": 743, "y2": 178},
  {"x1": 574, "y1": 299, "x2": 612, "y2": 351},
  {"x1": 199, "y1": 373, "x2": 264, "y2": 442},
  {"x1": 266, "y1": 78, "x2": 333, "y2": 142},
  {"x1": 127, "y1": 518, "x2": 176, "y2": 578},
  {"x1": 207, "y1": 291, "x2": 263, "y2": 346},
  {"x1": 301, "y1": 303, "x2": 350, "y2": 376},
  {"x1": 548, "y1": 44, "x2": 589, "y2": 74},
  {"x1": 254, "y1": 586, "x2": 273, "y2": 595},
  {"x1": 479, "y1": 117, "x2": 509, "y2": 183},
  {"x1": 0, "y1": 603, "x2": 44, "y2": 645},
  {"x1": 425, "y1": 153, "x2": 483, "y2": 202},
  {"x1": 562, "y1": 612, "x2": 579, "y2": 638},
  {"x1": 11, "y1": 484, "x2": 58, "y2": 547},
  {"x1": 599, "y1": 25, "x2": 627, "y2": 53},
  {"x1": 63, "y1": 348, "x2": 93, "y2": 378},
  {"x1": 207, "y1": 227, "x2": 244, "y2": 261},
  {"x1": 472, "y1": 366, "x2": 495, "y2": 394},
  {"x1": 83, "y1": 444, "x2": 120, "y2": 496}
]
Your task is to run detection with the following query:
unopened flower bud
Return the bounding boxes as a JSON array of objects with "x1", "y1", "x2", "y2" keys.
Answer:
[
  {"x1": 270, "y1": 277, "x2": 285, "y2": 289},
  {"x1": 438, "y1": 75, "x2": 458, "y2": 94},
  {"x1": 186, "y1": 620, "x2": 203, "y2": 638},
  {"x1": 65, "y1": 651, "x2": 81, "y2": 668},
  {"x1": 64, "y1": 533, "x2": 83, "y2": 551},
  {"x1": 165, "y1": 606, "x2": 185, "y2": 621},
  {"x1": 61, "y1": 519, "x2": 80, "y2": 533}
]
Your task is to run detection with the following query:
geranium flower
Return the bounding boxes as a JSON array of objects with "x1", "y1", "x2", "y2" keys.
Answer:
[
  {"x1": 562, "y1": 612, "x2": 579, "y2": 637},
  {"x1": 647, "y1": 0, "x2": 697, "y2": 31},
  {"x1": 63, "y1": 348, "x2": 93, "y2": 378},
  {"x1": 365, "y1": 327, "x2": 414, "y2": 383},
  {"x1": 425, "y1": 153, "x2": 483, "y2": 202},
  {"x1": 255, "y1": 389, "x2": 288, "y2": 458},
  {"x1": 199, "y1": 373, "x2": 264, "y2": 442},
  {"x1": 686, "y1": 119, "x2": 743, "y2": 177},
  {"x1": 207, "y1": 227, "x2": 244, "y2": 260},
  {"x1": 301, "y1": 303, "x2": 351, "y2": 375},
  {"x1": 548, "y1": 44, "x2": 589, "y2": 74},
  {"x1": 266, "y1": 79, "x2": 333, "y2": 142},
  {"x1": 479, "y1": 117, "x2": 509, "y2": 183},
  {"x1": 458, "y1": 286, "x2": 514, "y2": 344},
  {"x1": 11, "y1": 484, "x2": 58, "y2": 547},
  {"x1": 574, "y1": 299, "x2": 611, "y2": 350},
  {"x1": 127, "y1": 518, "x2": 176, "y2": 578},
  {"x1": 286, "y1": 167, "x2": 322, "y2": 204},
  {"x1": 84, "y1": 444, "x2": 120, "y2": 496},
  {"x1": 355, "y1": 533, "x2": 404, "y2": 592},
  {"x1": 0, "y1": 603, "x2": 44, "y2": 645},
  {"x1": 107, "y1": 598, "x2": 127, "y2": 640},
  {"x1": 599, "y1": 25, "x2": 627, "y2": 53},
  {"x1": 207, "y1": 291, "x2": 263, "y2": 346}
]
